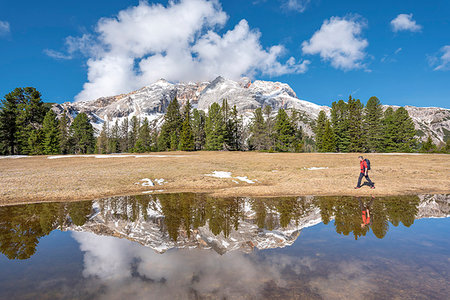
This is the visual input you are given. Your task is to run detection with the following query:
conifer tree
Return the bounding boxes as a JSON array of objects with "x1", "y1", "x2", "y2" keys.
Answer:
[
  {"x1": 135, "y1": 118, "x2": 151, "y2": 152},
  {"x1": 192, "y1": 109, "x2": 206, "y2": 150},
  {"x1": 42, "y1": 109, "x2": 60, "y2": 155},
  {"x1": 0, "y1": 91, "x2": 18, "y2": 155},
  {"x1": 96, "y1": 122, "x2": 108, "y2": 154},
  {"x1": 179, "y1": 100, "x2": 194, "y2": 151},
  {"x1": 330, "y1": 99, "x2": 350, "y2": 152},
  {"x1": 420, "y1": 135, "x2": 436, "y2": 153},
  {"x1": 129, "y1": 116, "x2": 140, "y2": 151},
  {"x1": 364, "y1": 96, "x2": 384, "y2": 152},
  {"x1": 381, "y1": 107, "x2": 397, "y2": 152},
  {"x1": 274, "y1": 108, "x2": 295, "y2": 152},
  {"x1": 314, "y1": 110, "x2": 327, "y2": 152},
  {"x1": 58, "y1": 111, "x2": 71, "y2": 154},
  {"x1": 159, "y1": 97, "x2": 182, "y2": 151},
  {"x1": 322, "y1": 120, "x2": 337, "y2": 152},
  {"x1": 347, "y1": 96, "x2": 364, "y2": 152},
  {"x1": 227, "y1": 105, "x2": 242, "y2": 151},
  {"x1": 120, "y1": 118, "x2": 129, "y2": 152},
  {"x1": 248, "y1": 107, "x2": 269, "y2": 150},
  {"x1": 70, "y1": 113, "x2": 95, "y2": 154},
  {"x1": 289, "y1": 109, "x2": 305, "y2": 152},
  {"x1": 263, "y1": 105, "x2": 275, "y2": 149},
  {"x1": 394, "y1": 107, "x2": 417, "y2": 152},
  {"x1": 205, "y1": 102, "x2": 224, "y2": 150},
  {"x1": 109, "y1": 120, "x2": 120, "y2": 153}
]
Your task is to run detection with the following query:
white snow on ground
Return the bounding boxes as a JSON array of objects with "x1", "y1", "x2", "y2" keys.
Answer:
[
  {"x1": 140, "y1": 178, "x2": 154, "y2": 187},
  {"x1": 305, "y1": 167, "x2": 329, "y2": 170},
  {"x1": 205, "y1": 171, "x2": 257, "y2": 184},
  {"x1": 47, "y1": 154, "x2": 187, "y2": 159},
  {"x1": 235, "y1": 176, "x2": 255, "y2": 184},
  {"x1": 154, "y1": 178, "x2": 166, "y2": 185},
  {"x1": 205, "y1": 171, "x2": 233, "y2": 178},
  {"x1": 0, "y1": 155, "x2": 29, "y2": 159},
  {"x1": 142, "y1": 191, "x2": 154, "y2": 194}
]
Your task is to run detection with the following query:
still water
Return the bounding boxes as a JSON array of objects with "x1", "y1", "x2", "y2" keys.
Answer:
[{"x1": 0, "y1": 194, "x2": 449, "y2": 299}]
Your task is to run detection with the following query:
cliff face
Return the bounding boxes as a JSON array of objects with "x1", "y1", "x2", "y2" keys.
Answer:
[{"x1": 53, "y1": 77, "x2": 450, "y2": 142}]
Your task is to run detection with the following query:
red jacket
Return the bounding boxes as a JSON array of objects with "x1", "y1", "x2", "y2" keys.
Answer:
[{"x1": 360, "y1": 160, "x2": 368, "y2": 173}]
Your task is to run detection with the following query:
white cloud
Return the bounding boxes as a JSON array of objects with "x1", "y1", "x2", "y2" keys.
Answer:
[
  {"x1": 48, "y1": 0, "x2": 308, "y2": 102},
  {"x1": 283, "y1": 0, "x2": 311, "y2": 13},
  {"x1": 391, "y1": 14, "x2": 422, "y2": 32},
  {"x1": 431, "y1": 45, "x2": 450, "y2": 71},
  {"x1": 43, "y1": 49, "x2": 73, "y2": 60},
  {"x1": 302, "y1": 16, "x2": 369, "y2": 70},
  {"x1": 0, "y1": 20, "x2": 10, "y2": 36}
]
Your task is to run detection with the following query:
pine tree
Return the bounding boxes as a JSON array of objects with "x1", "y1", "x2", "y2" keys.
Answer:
[
  {"x1": 120, "y1": 118, "x2": 129, "y2": 152},
  {"x1": 420, "y1": 135, "x2": 436, "y2": 153},
  {"x1": 322, "y1": 120, "x2": 337, "y2": 152},
  {"x1": 42, "y1": 109, "x2": 60, "y2": 155},
  {"x1": 205, "y1": 102, "x2": 224, "y2": 150},
  {"x1": 129, "y1": 116, "x2": 140, "y2": 151},
  {"x1": 347, "y1": 96, "x2": 364, "y2": 152},
  {"x1": 179, "y1": 100, "x2": 194, "y2": 151},
  {"x1": 70, "y1": 113, "x2": 95, "y2": 154},
  {"x1": 227, "y1": 105, "x2": 242, "y2": 151},
  {"x1": 381, "y1": 107, "x2": 397, "y2": 152},
  {"x1": 158, "y1": 97, "x2": 182, "y2": 151},
  {"x1": 192, "y1": 109, "x2": 206, "y2": 150},
  {"x1": 274, "y1": 108, "x2": 295, "y2": 152},
  {"x1": 96, "y1": 122, "x2": 108, "y2": 154},
  {"x1": 330, "y1": 99, "x2": 350, "y2": 152},
  {"x1": 109, "y1": 120, "x2": 120, "y2": 153},
  {"x1": 135, "y1": 118, "x2": 151, "y2": 152},
  {"x1": 314, "y1": 110, "x2": 327, "y2": 152},
  {"x1": 289, "y1": 109, "x2": 304, "y2": 152},
  {"x1": 0, "y1": 91, "x2": 18, "y2": 155},
  {"x1": 58, "y1": 111, "x2": 71, "y2": 154},
  {"x1": 364, "y1": 96, "x2": 383, "y2": 152},
  {"x1": 263, "y1": 105, "x2": 275, "y2": 149},
  {"x1": 248, "y1": 107, "x2": 269, "y2": 150},
  {"x1": 394, "y1": 107, "x2": 417, "y2": 152}
]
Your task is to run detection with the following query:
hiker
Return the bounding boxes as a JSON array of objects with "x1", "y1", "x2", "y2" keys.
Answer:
[
  {"x1": 355, "y1": 156, "x2": 375, "y2": 189},
  {"x1": 359, "y1": 196, "x2": 374, "y2": 228}
]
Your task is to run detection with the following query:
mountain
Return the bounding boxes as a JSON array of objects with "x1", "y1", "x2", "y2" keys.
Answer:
[{"x1": 52, "y1": 77, "x2": 450, "y2": 142}]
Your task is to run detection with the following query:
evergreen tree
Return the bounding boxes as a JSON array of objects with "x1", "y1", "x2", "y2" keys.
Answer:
[
  {"x1": 120, "y1": 118, "x2": 129, "y2": 152},
  {"x1": 0, "y1": 91, "x2": 18, "y2": 155},
  {"x1": 192, "y1": 109, "x2": 206, "y2": 150},
  {"x1": 58, "y1": 111, "x2": 71, "y2": 154},
  {"x1": 41, "y1": 109, "x2": 60, "y2": 154},
  {"x1": 263, "y1": 105, "x2": 275, "y2": 149},
  {"x1": 70, "y1": 113, "x2": 95, "y2": 154},
  {"x1": 248, "y1": 107, "x2": 269, "y2": 150},
  {"x1": 364, "y1": 96, "x2": 383, "y2": 152},
  {"x1": 227, "y1": 105, "x2": 242, "y2": 151},
  {"x1": 96, "y1": 122, "x2": 109, "y2": 154},
  {"x1": 158, "y1": 97, "x2": 182, "y2": 151},
  {"x1": 129, "y1": 116, "x2": 139, "y2": 151},
  {"x1": 314, "y1": 110, "x2": 327, "y2": 152},
  {"x1": 347, "y1": 96, "x2": 364, "y2": 152},
  {"x1": 381, "y1": 107, "x2": 397, "y2": 152},
  {"x1": 273, "y1": 108, "x2": 295, "y2": 152},
  {"x1": 26, "y1": 129, "x2": 44, "y2": 155},
  {"x1": 420, "y1": 135, "x2": 437, "y2": 153},
  {"x1": 330, "y1": 99, "x2": 350, "y2": 152},
  {"x1": 135, "y1": 118, "x2": 151, "y2": 152},
  {"x1": 289, "y1": 109, "x2": 305, "y2": 152},
  {"x1": 179, "y1": 100, "x2": 194, "y2": 151},
  {"x1": 205, "y1": 102, "x2": 224, "y2": 150},
  {"x1": 109, "y1": 120, "x2": 120, "y2": 153},
  {"x1": 322, "y1": 120, "x2": 337, "y2": 152},
  {"x1": 394, "y1": 107, "x2": 417, "y2": 152}
]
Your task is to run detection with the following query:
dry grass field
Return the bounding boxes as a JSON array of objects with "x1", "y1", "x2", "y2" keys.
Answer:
[{"x1": 1, "y1": 152, "x2": 449, "y2": 205}]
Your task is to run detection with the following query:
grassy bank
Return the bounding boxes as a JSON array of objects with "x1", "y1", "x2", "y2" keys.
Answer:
[{"x1": 0, "y1": 152, "x2": 449, "y2": 205}]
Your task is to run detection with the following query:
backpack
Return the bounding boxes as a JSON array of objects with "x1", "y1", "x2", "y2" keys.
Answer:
[{"x1": 364, "y1": 159, "x2": 371, "y2": 170}]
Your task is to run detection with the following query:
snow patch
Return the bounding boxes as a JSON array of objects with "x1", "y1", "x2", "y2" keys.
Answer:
[
  {"x1": 0, "y1": 155, "x2": 29, "y2": 159},
  {"x1": 205, "y1": 171, "x2": 233, "y2": 178},
  {"x1": 154, "y1": 178, "x2": 166, "y2": 185},
  {"x1": 140, "y1": 178, "x2": 154, "y2": 187},
  {"x1": 305, "y1": 167, "x2": 329, "y2": 170},
  {"x1": 235, "y1": 176, "x2": 255, "y2": 184}
]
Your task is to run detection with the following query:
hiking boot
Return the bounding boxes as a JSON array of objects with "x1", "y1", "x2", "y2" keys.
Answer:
[
  {"x1": 370, "y1": 185, "x2": 375, "y2": 189},
  {"x1": 354, "y1": 186, "x2": 361, "y2": 189}
]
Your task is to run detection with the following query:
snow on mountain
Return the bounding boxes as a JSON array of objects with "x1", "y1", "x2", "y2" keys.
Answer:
[{"x1": 53, "y1": 77, "x2": 450, "y2": 142}]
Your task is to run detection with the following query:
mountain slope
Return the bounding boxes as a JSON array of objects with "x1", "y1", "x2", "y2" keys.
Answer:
[{"x1": 53, "y1": 77, "x2": 450, "y2": 143}]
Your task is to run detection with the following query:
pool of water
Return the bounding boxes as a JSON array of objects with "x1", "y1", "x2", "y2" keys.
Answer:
[{"x1": 0, "y1": 194, "x2": 449, "y2": 299}]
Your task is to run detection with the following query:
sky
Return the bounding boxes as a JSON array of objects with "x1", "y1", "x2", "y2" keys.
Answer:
[{"x1": 0, "y1": 0, "x2": 449, "y2": 108}]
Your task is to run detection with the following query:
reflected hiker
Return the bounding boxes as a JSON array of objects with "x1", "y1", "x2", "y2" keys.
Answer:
[
  {"x1": 355, "y1": 156, "x2": 375, "y2": 189},
  {"x1": 359, "y1": 196, "x2": 374, "y2": 228}
]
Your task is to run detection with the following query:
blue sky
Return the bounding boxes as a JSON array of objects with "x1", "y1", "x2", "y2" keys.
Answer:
[{"x1": 0, "y1": 0, "x2": 449, "y2": 108}]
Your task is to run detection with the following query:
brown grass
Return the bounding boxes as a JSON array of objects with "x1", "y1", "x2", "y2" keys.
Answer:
[{"x1": 0, "y1": 152, "x2": 449, "y2": 205}]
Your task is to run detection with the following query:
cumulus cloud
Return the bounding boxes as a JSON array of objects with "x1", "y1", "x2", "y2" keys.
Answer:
[
  {"x1": 391, "y1": 14, "x2": 422, "y2": 32},
  {"x1": 430, "y1": 45, "x2": 450, "y2": 71},
  {"x1": 44, "y1": 49, "x2": 73, "y2": 60},
  {"x1": 0, "y1": 20, "x2": 10, "y2": 36},
  {"x1": 283, "y1": 0, "x2": 311, "y2": 13},
  {"x1": 302, "y1": 16, "x2": 369, "y2": 70},
  {"x1": 47, "y1": 0, "x2": 308, "y2": 102}
]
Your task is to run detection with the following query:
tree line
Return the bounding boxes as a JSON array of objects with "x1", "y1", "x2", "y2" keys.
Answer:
[
  {"x1": 314, "y1": 96, "x2": 450, "y2": 153},
  {"x1": 1, "y1": 87, "x2": 448, "y2": 155}
]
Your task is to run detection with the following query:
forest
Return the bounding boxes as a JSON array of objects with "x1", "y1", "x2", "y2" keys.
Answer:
[{"x1": 0, "y1": 87, "x2": 448, "y2": 155}]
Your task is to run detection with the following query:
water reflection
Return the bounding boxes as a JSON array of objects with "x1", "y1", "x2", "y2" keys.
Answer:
[{"x1": 0, "y1": 194, "x2": 448, "y2": 259}]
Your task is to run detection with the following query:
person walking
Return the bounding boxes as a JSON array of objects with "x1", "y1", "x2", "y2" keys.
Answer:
[{"x1": 355, "y1": 156, "x2": 375, "y2": 189}]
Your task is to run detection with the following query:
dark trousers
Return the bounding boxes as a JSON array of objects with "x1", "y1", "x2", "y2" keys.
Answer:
[{"x1": 357, "y1": 172, "x2": 373, "y2": 187}]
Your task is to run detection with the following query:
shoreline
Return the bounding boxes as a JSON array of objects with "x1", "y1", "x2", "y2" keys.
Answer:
[{"x1": 1, "y1": 152, "x2": 449, "y2": 206}]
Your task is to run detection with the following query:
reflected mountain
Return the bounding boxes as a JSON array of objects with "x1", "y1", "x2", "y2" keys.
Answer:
[{"x1": 0, "y1": 194, "x2": 449, "y2": 260}]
